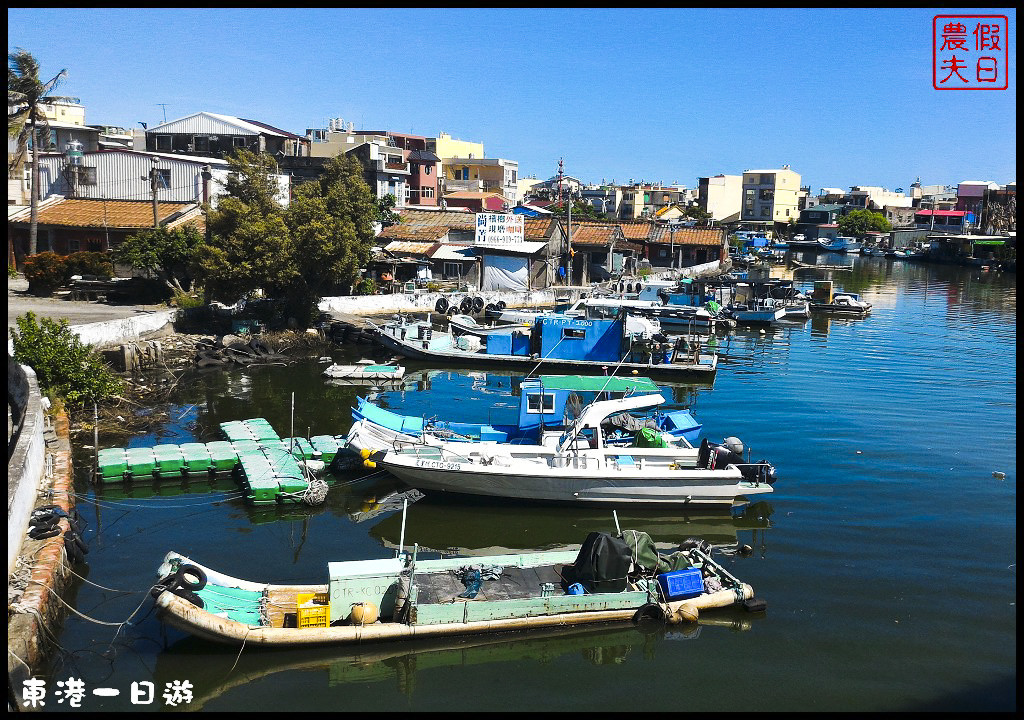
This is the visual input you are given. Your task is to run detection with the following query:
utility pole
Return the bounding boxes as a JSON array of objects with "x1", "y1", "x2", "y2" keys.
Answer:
[
  {"x1": 157, "y1": 103, "x2": 168, "y2": 124},
  {"x1": 147, "y1": 156, "x2": 160, "y2": 228}
]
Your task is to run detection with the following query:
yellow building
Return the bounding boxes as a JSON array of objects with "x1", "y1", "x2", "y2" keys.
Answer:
[
  {"x1": 428, "y1": 132, "x2": 484, "y2": 161},
  {"x1": 741, "y1": 166, "x2": 801, "y2": 223}
]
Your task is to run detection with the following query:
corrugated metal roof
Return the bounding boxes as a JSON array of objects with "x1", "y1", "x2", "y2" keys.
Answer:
[
  {"x1": 147, "y1": 112, "x2": 285, "y2": 137},
  {"x1": 475, "y1": 241, "x2": 547, "y2": 255}
]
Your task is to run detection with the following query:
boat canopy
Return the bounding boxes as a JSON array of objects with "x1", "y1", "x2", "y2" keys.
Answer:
[
  {"x1": 533, "y1": 375, "x2": 661, "y2": 394},
  {"x1": 558, "y1": 393, "x2": 666, "y2": 453}
]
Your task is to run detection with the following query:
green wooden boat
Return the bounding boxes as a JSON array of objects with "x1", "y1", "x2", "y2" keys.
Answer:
[{"x1": 153, "y1": 526, "x2": 760, "y2": 648}]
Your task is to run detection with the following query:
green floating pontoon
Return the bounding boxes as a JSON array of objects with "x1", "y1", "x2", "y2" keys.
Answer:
[{"x1": 94, "y1": 418, "x2": 313, "y2": 504}]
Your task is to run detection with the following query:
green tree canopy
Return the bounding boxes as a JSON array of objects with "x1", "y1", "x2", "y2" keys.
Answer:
[
  {"x1": 837, "y1": 209, "x2": 893, "y2": 237},
  {"x1": 194, "y1": 151, "x2": 378, "y2": 326},
  {"x1": 112, "y1": 224, "x2": 205, "y2": 293}
]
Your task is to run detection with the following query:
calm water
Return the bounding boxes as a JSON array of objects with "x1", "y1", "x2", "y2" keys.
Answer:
[{"x1": 47, "y1": 256, "x2": 1015, "y2": 711}]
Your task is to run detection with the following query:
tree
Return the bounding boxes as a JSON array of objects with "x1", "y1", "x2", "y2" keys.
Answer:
[
  {"x1": 195, "y1": 152, "x2": 378, "y2": 326},
  {"x1": 376, "y1": 193, "x2": 401, "y2": 227},
  {"x1": 112, "y1": 225, "x2": 205, "y2": 293},
  {"x1": 837, "y1": 208, "x2": 893, "y2": 237},
  {"x1": 8, "y1": 49, "x2": 75, "y2": 258},
  {"x1": 11, "y1": 311, "x2": 123, "y2": 407}
]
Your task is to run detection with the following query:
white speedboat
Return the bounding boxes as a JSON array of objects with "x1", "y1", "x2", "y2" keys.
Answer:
[{"x1": 366, "y1": 393, "x2": 776, "y2": 507}]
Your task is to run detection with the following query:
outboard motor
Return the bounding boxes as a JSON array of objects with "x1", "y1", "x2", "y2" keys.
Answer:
[{"x1": 697, "y1": 438, "x2": 742, "y2": 470}]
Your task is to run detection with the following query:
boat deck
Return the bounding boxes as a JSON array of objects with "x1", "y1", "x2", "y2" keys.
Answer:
[{"x1": 415, "y1": 564, "x2": 568, "y2": 605}]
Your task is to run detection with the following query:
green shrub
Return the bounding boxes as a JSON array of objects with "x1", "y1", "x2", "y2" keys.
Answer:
[
  {"x1": 65, "y1": 251, "x2": 114, "y2": 279},
  {"x1": 171, "y1": 289, "x2": 205, "y2": 309},
  {"x1": 23, "y1": 252, "x2": 68, "y2": 296},
  {"x1": 354, "y1": 277, "x2": 377, "y2": 296},
  {"x1": 8, "y1": 264, "x2": 18, "y2": 279},
  {"x1": 10, "y1": 311, "x2": 124, "y2": 407}
]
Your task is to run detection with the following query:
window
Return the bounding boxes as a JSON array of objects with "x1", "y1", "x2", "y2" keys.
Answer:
[
  {"x1": 155, "y1": 135, "x2": 172, "y2": 151},
  {"x1": 420, "y1": 186, "x2": 435, "y2": 199},
  {"x1": 155, "y1": 168, "x2": 171, "y2": 189},
  {"x1": 526, "y1": 393, "x2": 556, "y2": 413},
  {"x1": 78, "y1": 166, "x2": 97, "y2": 185},
  {"x1": 562, "y1": 328, "x2": 586, "y2": 339},
  {"x1": 443, "y1": 262, "x2": 461, "y2": 279},
  {"x1": 193, "y1": 136, "x2": 210, "y2": 152},
  {"x1": 69, "y1": 239, "x2": 81, "y2": 252},
  {"x1": 425, "y1": 165, "x2": 431, "y2": 175},
  {"x1": 233, "y1": 136, "x2": 246, "y2": 148}
]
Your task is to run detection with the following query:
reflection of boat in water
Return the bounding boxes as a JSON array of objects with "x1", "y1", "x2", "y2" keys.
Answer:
[
  {"x1": 154, "y1": 614, "x2": 752, "y2": 709},
  {"x1": 367, "y1": 496, "x2": 773, "y2": 556}
]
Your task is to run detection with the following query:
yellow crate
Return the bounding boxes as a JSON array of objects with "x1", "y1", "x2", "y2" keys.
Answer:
[{"x1": 295, "y1": 592, "x2": 330, "y2": 628}]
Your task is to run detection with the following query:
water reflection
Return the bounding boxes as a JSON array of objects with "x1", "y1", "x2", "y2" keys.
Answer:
[
  {"x1": 364, "y1": 496, "x2": 773, "y2": 557},
  {"x1": 154, "y1": 616, "x2": 754, "y2": 710}
]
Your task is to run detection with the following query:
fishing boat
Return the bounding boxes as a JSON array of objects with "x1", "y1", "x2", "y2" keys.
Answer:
[
  {"x1": 152, "y1": 523, "x2": 761, "y2": 648},
  {"x1": 366, "y1": 393, "x2": 777, "y2": 507},
  {"x1": 370, "y1": 312, "x2": 718, "y2": 379},
  {"x1": 807, "y1": 281, "x2": 872, "y2": 316},
  {"x1": 344, "y1": 374, "x2": 703, "y2": 456},
  {"x1": 726, "y1": 298, "x2": 786, "y2": 325},
  {"x1": 322, "y1": 361, "x2": 405, "y2": 382},
  {"x1": 489, "y1": 293, "x2": 727, "y2": 332}
]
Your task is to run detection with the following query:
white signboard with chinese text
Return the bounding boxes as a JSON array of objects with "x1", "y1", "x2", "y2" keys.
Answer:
[{"x1": 475, "y1": 213, "x2": 524, "y2": 245}]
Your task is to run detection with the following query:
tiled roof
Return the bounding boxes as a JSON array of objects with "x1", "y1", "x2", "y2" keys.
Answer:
[
  {"x1": 393, "y1": 208, "x2": 477, "y2": 230},
  {"x1": 377, "y1": 224, "x2": 451, "y2": 242},
  {"x1": 8, "y1": 197, "x2": 201, "y2": 229},
  {"x1": 523, "y1": 216, "x2": 557, "y2": 240},
  {"x1": 619, "y1": 222, "x2": 653, "y2": 240},
  {"x1": 568, "y1": 222, "x2": 641, "y2": 252},
  {"x1": 647, "y1": 225, "x2": 725, "y2": 246}
]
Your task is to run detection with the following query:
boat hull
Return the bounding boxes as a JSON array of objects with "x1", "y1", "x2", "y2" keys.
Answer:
[
  {"x1": 373, "y1": 328, "x2": 717, "y2": 378},
  {"x1": 379, "y1": 454, "x2": 772, "y2": 506}
]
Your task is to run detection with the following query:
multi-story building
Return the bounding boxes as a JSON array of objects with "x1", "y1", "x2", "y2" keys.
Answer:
[
  {"x1": 440, "y1": 157, "x2": 520, "y2": 207},
  {"x1": 741, "y1": 166, "x2": 801, "y2": 224},
  {"x1": 849, "y1": 186, "x2": 912, "y2": 210},
  {"x1": 697, "y1": 174, "x2": 742, "y2": 223},
  {"x1": 145, "y1": 112, "x2": 309, "y2": 159}
]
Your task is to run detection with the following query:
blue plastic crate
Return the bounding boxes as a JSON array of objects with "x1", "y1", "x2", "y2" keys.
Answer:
[{"x1": 657, "y1": 568, "x2": 704, "y2": 600}]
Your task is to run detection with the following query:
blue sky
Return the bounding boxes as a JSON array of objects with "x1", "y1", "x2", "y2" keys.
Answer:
[{"x1": 8, "y1": 8, "x2": 1016, "y2": 194}]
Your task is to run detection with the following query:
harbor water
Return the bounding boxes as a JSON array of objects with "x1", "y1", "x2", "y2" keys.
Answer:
[{"x1": 48, "y1": 256, "x2": 1015, "y2": 711}]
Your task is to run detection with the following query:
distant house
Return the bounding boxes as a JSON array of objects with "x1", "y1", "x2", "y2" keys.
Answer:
[
  {"x1": 374, "y1": 208, "x2": 563, "y2": 290},
  {"x1": 567, "y1": 222, "x2": 641, "y2": 284},
  {"x1": 8, "y1": 196, "x2": 203, "y2": 265},
  {"x1": 914, "y1": 210, "x2": 970, "y2": 232},
  {"x1": 644, "y1": 225, "x2": 727, "y2": 269},
  {"x1": 442, "y1": 191, "x2": 506, "y2": 213},
  {"x1": 144, "y1": 112, "x2": 309, "y2": 159}
]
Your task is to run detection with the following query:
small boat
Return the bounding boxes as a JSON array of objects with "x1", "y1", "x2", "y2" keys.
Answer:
[
  {"x1": 153, "y1": 525, "x2": 761, "y2": 647},
  {"x1": 447, "y1": 314, "x2": 529, "y2": 338},
  {"x1": 727, "y1": 299, "x2": 786, "y2": 325},
  {"x1": 367, "y1": 393, "x2": 776, "y2": 507},
  {"x1": 345, "y1": 374, "x2": 703, "y2": 456},
  {"x1": 809, "y1": 292, "x2": 872, "y2": 316},
  {"x1": 371, "y1": 312, "x2": 718, "y2": 379},
  {"x1": 322, "y1": 361, "x2": 405, "y2": 382}
]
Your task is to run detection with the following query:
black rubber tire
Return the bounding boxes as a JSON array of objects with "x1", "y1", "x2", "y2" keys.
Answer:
[
  {"x1": 446, "y1": 305, "x2": 457, "y2": 316},
  {"x1": 29, "y1": 526, "x2": 60, "y2": 540},
  {"x1": 496, "y1": 301, "x2": 506, "y2": 310},
  {"x1": 632, "y1": 603, "x2": 667, "y2": 625},
  {"x1": 459, "y1": 297, "x2": 473, "y2": 314},
  {"x1": 472, "y1": 296, "x2": 484, "y2": 313},
  {"x1": 175, "y1": 563, "x2": 208, "y2": 592},
  {"x1": 171, "y1": 586, "x2": 205, "y2": 609},
  {"x1": 65, "y1": 535, "x2": 85, "y2": 564},
  {"x1": 72, "y1": 532, "x2": 89, "y2": 555},
  {"x1": 435, "y1": 297, "x2": 449, "y2": 314}
]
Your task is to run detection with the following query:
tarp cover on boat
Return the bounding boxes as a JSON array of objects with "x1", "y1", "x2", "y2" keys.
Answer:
[
  {"x1": 481, "y1": 254, "x2": 529, "y2": 291},
  {"x1": 565, "y1": 532, "x2": 631, "y2": 594}
]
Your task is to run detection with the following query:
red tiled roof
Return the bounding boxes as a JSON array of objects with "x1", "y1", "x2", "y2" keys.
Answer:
[
  {"x1": 647, "y1": 225, "x2": 725, "y2": 246},
  {"x1": 8, "y1": 197, "x2": 201, "y2": 229}
]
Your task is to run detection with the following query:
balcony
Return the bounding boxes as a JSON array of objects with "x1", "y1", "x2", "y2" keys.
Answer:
[{"x1": 375, "y1": 159, "x2": 410, "y2": 175}]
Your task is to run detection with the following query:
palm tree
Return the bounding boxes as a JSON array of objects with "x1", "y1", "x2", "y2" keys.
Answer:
[{"x1": 8, "y1": 49, "x2": 73, "y2": 257}]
